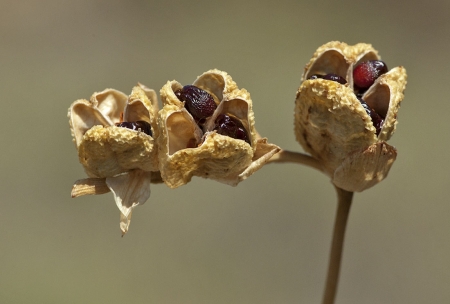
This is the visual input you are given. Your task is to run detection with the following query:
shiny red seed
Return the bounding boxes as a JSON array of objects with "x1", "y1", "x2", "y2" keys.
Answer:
[{"x1": 353, "y1": 60, "x2": 388, "y2": 89}]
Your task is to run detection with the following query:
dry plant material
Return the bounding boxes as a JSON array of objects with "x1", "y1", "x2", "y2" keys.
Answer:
[
  {"x1": 158, "y1": 69, "x2": 280, "y2": 188},
  {"x1": 295, "y1": 41, "x2": 407, "y2": 192},
  {"x1": 68, "y1": 84, "x2": 159, "y2": 235}
]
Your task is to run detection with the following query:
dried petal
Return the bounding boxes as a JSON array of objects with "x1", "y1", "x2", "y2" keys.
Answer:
[
  {"x1": 90, "y1": 88, "x2": 128, "y2": 123},
  {"x1": 69, "y1": 89, "x2": 129, "y2": 147},
  {"x1": 105, "y1": 170, "x2": 152, "y2": 235},
  {"x1": 363, "y1": 66, "x2": 407, "y2": 141},
  {"x1": 69, "y1": 99, "x2": 114, "y2": 147},
  {"x1": 333, "y1": 142, "x2": 397, "y2": 192},
  {"x1": 71, "y1": 178, "x2": 110, "y2": 197}
]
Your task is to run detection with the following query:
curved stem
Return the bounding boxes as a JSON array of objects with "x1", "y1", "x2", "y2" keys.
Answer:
[
  {"x1": 267, "y1": 149, "x2": 323, "y2": 172},
  {"x1": 322, "y1": 186, "x2": 354, "y2": 304}
]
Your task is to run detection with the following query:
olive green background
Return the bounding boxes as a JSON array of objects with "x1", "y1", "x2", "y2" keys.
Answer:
[{"x1": 1, "y1": 0, "x2": 448, "y2": 303}]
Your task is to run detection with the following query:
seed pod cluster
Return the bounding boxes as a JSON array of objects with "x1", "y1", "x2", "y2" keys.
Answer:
[{"x1": 69, "y1": 69, "x2": 281, "y2": 234}]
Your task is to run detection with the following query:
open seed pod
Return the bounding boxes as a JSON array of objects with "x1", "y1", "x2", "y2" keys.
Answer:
[
  {"x1": 295, "y1": 41, "x2": 407, "y2": 192},
  {"x1": 158, "y1": 69, "x2": 280, "y2": 188},
  {"x1": 68, "y1": 83, "x2": 160, "y2": 235}
]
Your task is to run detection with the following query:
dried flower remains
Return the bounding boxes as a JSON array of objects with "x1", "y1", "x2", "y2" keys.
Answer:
[{"x1": 68, "y1": 84, "x2": 160, "y2": 235}]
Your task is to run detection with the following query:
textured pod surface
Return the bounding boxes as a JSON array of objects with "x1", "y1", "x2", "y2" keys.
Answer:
[
  {"x1": 69, "y1": 85, "x2": 159, "y2": 178},
  {"x1": 78, "y1": 125, "x2": 157, "y2": 177},
  {"x1": 158, "y1": 69, "x2": 279, "y2": 188},
  {"x1": 333, "y1": 142, "x2": 397, "y2": 192},
  {"x1": 295, "y1": 41, "x2": 407, "y2": 192}
]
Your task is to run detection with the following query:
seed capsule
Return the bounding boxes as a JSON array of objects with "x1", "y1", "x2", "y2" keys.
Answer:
[
  {"x1": 158, "y1": 69, "x2": 280, "y2": 188},
  {"x1": 295, "y1": 41, "x2": 407, "y2": 192}
]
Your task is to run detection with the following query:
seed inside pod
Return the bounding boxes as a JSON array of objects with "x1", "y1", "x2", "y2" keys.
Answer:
[
  {"x1": 308, "y1": 73, "x2": 347, "y2": 84},
  {"x1": 174, "y1": 85, "x2": 217, "y2": 123},
  {"x1": 357, "y1": 97, "x2": 384, "y2": 135},
  {"x1": 353, "y1": 60, "x2": 388, "y2": 91},
  {"x1": 213, "y1": 114, "x2": 250, "y2": 144},
  {"x1": 308, "y1": 61, "x2": 388, "y2": 135},
  {"x1": 116, "y1": 121, "x2": 152, "y2": 136},
  {"x1": 323, "y1": 73, "x2": 347, "y2": 84}
]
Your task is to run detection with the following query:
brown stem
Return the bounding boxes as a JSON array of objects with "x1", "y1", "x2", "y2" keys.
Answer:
[
  {"x1": 267, "y1": 149, "x2": 323, "y2": 172},
  {"x1": 322, "y1": 186, "x2": 354, "y2": 304}
]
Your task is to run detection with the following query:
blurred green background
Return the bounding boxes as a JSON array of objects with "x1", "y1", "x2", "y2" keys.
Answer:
[{"x1": 1, "y1": 0, "x2": 448, "y2": 303}]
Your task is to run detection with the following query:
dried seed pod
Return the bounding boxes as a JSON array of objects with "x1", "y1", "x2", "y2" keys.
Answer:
[
  {"x1": 69, "y1": 85, "x2": 159, "y2": 177},
  {"x1": 158, "y1": 69, "x2": 280, "y2": 188},
  {"x1": 295, "y1": 41, "x2": 407, "y2": 192},
  {"x1": 68, "y1": 84, "x2": 160, "y2": 235}
]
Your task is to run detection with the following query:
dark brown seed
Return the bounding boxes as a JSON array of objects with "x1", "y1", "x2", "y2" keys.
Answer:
[
  {"x1": 115, "y1": 121, "x2": 152, "y2": 136},
  {"x1": 213, "y1": 114, "x2": 250, "y2": 144},
  {"x1": 323, "y1": 73, "x2": 347, "y2": 84},
  {"x1": 174, "y1": 85, "x2": 217, "y2": 122},
  {"x1": 357, "y1": 97, "x2": 384, "y2": 136}
]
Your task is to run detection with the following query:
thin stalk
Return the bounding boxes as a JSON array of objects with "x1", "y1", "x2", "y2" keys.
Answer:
[
  {"x1": 267, "y1": 149, "x2": 323, "y2": 172},
  {"x1": 268, "y1": 149, "x2": 353, "y2": 303},
  {"x1": 322, "y1": 186, "x2": 354, "y2": 304}
]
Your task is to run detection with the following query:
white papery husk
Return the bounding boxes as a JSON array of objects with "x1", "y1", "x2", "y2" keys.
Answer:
[
  {"x1": 69, "y1": 84, "x2": 159, "y2": 235},
  {"x1": 158, "y1": 69, "x2": 280, "y2": 188},
  {"x1": 295, "y1": 41, "x2": 407, "y2": 192}
]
